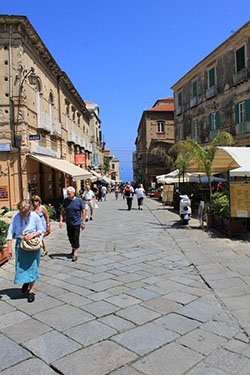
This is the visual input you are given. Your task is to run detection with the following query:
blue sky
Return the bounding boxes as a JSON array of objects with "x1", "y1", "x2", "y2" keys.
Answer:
[{"x1": 2, "y1": 1, "x2": 250, "y2": 181}]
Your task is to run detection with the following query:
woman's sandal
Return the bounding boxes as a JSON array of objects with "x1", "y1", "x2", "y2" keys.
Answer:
[{"x1": 72, "y1": 255, "x2": 78, "y2": 262}]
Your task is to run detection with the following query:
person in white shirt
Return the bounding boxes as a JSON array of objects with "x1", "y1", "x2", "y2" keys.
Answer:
[
  {"x1": 83, "y1": 185, "x2": 95, "y2": 221},
  {"x1": 101, "y1": 185, "x2": 107, "y2": 201},
  {"x1": 135, "y1": 184, "x2": 146, "y2": 210}
]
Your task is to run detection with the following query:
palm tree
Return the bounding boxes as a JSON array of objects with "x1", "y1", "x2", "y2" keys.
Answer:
[
  {"x1": 185, "y1": 131, "x2": 234, "y2": 202},
  {"x1": 150, "y1": 147, "x2": 174, "y2": 170},
  {"x1": 169, "y1": 141, "x2": 190, "y2": 183}
]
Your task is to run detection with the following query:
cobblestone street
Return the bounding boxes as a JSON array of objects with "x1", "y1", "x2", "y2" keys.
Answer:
[{"x1": 1, "y1": 194, "x2": 250, "y2": 374}]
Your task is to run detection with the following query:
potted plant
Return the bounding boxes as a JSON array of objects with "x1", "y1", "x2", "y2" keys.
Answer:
[{"x1": 0, "y1": 220, "x2": 10, "y2": 266}]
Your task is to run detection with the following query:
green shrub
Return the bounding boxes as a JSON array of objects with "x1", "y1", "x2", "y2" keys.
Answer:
[
  {"x1": 211, "y1": 191, "x2": 230, "y2": 219},
  {"x1": 44, "y1": 204, "x2": 56, "y2": 220},
  {"x1": 0, "y1": 220, "x2": 9, "y2": 247}
]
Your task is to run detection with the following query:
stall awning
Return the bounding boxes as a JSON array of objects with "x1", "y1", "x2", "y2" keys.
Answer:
[
  {"x1": 230, "y1": 165, "x2": 250, "y2": 177},
  {"x1": 91, "y1": 170, "x2": 102, "y2": 179},
  {"x1": 186, "y1": 147, "x2": 250, "y2": 174},
  {"x1": 29, "y1": 154, "x2": 92, "y2": 181}
]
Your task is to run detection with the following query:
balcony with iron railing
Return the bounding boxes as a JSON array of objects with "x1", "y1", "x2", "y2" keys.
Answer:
[
  {"x1": 233, "y1": 68, "x2": 248, "y2": 85},
  {"x1": 206, "y1": 85, "x2": 217, "y2": 99},
  {"x1": 176, "y1": 106, "x2": 182, "y2": 115},
  {"x1": 190, "y1": 96, "x2": 198, "y2": 108}
]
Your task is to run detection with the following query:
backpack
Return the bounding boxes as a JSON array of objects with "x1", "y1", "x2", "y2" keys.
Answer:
[{"x1": 124, "y1": 187, "x2": 131, "y2": 197}]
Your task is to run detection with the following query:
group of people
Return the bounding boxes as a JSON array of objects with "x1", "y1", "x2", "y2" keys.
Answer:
[
  {"x1": 6, "y1": 185, "x2": 88, "y2": 303},
  {"x1": 122, "y1": 183, "x2": 146, "y2": 211},
  {"x1": 5, "y1": 181, "x2": 145, "y2": 303}
]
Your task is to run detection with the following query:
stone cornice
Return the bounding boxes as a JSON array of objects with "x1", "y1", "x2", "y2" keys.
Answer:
[{"x1": 0, "y1": 14, "x2": 90, "y2": 120}]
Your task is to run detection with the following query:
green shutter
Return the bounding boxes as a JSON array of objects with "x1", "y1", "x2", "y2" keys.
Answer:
[
  {"x1": 209, "y1": 68, "x2": 215, "y2": 87},
  {"x1": 209, "y1": 113, "x2": 212, "y2": 130},
  {"x1": 193, "y1": 81, "x2": 197, "y2": 98},
  {"x1": 235, "y1": 103, "x2": 239, "y2": 123},
  {"x1": 245, "y1": 99, "x2": 250, "y2": 121},
  {"x1": 216, "y1": 111, "x2": 220, "y2": 129},
  {"x1": 236, "y1": 46, "x2": 245, "y2": 72},
  {"x1": 178, "y1": 92, "x2": 182, "y2": 106}
]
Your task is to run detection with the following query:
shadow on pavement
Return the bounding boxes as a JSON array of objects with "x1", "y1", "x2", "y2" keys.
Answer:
[
  {"x1": 147, "y1": 221, "x2": 201, "y2": 230},
  {"x1": 49, "y1": 253, "x2": 72, "y2": 259},
  {"x1": 0, "y1": 288, "x2": 27, "y2": 300}
]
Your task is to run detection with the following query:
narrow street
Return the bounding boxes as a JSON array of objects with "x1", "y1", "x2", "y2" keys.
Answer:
[{"x1": 1, "y1": 194, "x2": 250, "y2": 374}]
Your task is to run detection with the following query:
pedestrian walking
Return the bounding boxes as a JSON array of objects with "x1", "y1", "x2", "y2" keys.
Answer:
[
  {"x1": 59, "y1": 186, "x2": 85, "y2": 262},
  {"x1": 124, "y1": 183, "x2": 134, "y2": 211},
  {"x1": 6, "y1": 199, "x2": 44, "y2": 303},
  {"x1": 115, "y1": 184, "x2": 119, "y2": 200},
  {"x1": 83, "y1": 184, "x2": 95, "y2": 221},
  {"x1": 97, "y1": 185, "x2": 102, "y2": 201},
  {"x1": 31, "y1": 195, "x2": 51, "y2": 256},
  {"x1": 101, "y1": 185, "x2": 107, "y2": 201},
  {"x1": 135, "y1": 184, "x2": 146, "y2": 210}
]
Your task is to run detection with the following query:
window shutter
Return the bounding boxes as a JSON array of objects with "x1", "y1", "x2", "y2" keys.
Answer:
[
  {"x1": 216, "y1": 111, "x2": 220, "y2": 129},
  {"x1": 245, "y1": 99, "x2": 250, "y2": 121},
  {"x1": 235, "y1": 103, "x2": 239, "y2": 123},
  {"x1": 209, "y1": 68, "x2": 215, "y2": 87},
  {"x1": 193, "y1": 81, "x2": 197, "y2": 97},
  {"x1": 236, "y1": 46, "x2": 245, "y2": 72},
  {"x1": 209, "y1": 113, "x2": 212, "y2": 130}
]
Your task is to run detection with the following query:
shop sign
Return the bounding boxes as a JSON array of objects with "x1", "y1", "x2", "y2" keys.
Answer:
[
  {"x1": 0, "y1": 186, "x2": 8, "y2": 200},
  {"x1": 75, "y1": 153, "x2": 86, "y2": 165},
  {"x1": 230, "y1": 180, "x2": 250, "y2": 218},
  {"x1": 0, "y1": 144, "x2": 11, "y2": 152},
  {"x1": 29, "y1": 134, "x2": 42, "y2": 141},
  {"x1": 35, "y1": 146, "x2": 56, "y2": 157}
]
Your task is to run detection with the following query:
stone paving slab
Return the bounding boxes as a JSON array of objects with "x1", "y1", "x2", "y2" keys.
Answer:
[
  {"x1": 112, "y1": 322, "x2": 179, "y2": 355},
  {"x1": 24, "y1": 330, "x2": 81, "y2": 363},
  {"x1": 0, "y1": 334, "x2": 31, "y2": 372},
  {"x1": 116, "y1": 304, "x2": 161, "y2": 325},
  {"x1": 2, "y1": 196, "x2": 250, "y2": 374},
  {"x1": 1, "y1": 318, "x2": 52, "y2": 344},
  {"x1": 33, "y1": 304, "x2": 94, "y2": 330},
  {"x1": 65, "y1": 319, "x2": 117, "y2": 346},
  {"x1": 0, "y1": 358, "x2": 58, "y2": 375},
  {"x1": 52, "y1": 341, "x2": 138, "y2": 375},
  {"x1": 132, "y1": 342, "x2": 204, "y2": 375}
]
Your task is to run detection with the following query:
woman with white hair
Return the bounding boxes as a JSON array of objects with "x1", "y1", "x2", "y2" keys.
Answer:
[
  {"x1": 59, "y1": 186, "x2": 85, "y2": 262},
  {"x1": 6, "y1": 199, "x2": 44, "y2": 303},
  {"x1": 135, "y1": 184, "x2": 146, "y2": 210}
]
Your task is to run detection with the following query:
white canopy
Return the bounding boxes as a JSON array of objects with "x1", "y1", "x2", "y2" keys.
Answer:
[
  {"x1": 156, "y1": 169, "x2": 205, "y2": 184},
  {"x1": 230, "y1": 165, "x2": 250, "y2": 177},
  {"x1": 29, "y1": 154, "x2": 92, "y2": 181},
  {"x1": 186, "y1": 147, "x2": 250, "y2": 174}
]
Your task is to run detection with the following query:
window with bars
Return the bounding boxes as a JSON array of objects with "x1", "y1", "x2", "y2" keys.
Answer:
[{"x1": 157, "y1": 121, "x2": 165, "y2": 133}]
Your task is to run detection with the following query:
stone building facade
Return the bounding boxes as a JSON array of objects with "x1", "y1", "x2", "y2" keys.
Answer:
[
  {"x1": 171, "y1": 20, "x2": 250, "y2": 147},
  {"x1": 133, "y1": 98, "x2": 175, "y2": 188},
  {"x1": 0, "y1": 15, "x2": 106, "y2": 209}
]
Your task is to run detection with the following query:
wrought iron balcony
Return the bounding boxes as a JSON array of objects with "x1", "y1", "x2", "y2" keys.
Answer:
[
  {"x1": 190, "y1": 96, "x2": 198, "y2": 108},
  {"x1": 233, "y1": 68, "x2": 248, "y2": 85},
  {"x1": 206, "y1": 85, "x2": 217, "y2": 99},
  {"x1": 176, "y1": 106, "x2": 182, "y2": 115}
]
